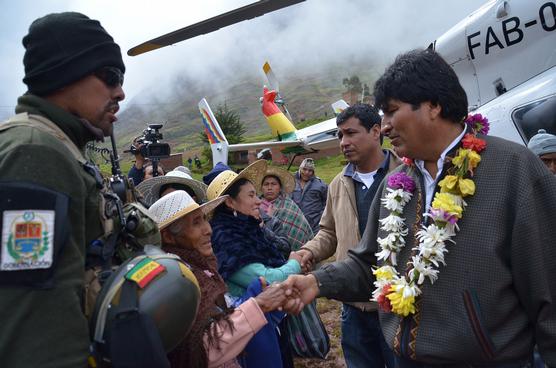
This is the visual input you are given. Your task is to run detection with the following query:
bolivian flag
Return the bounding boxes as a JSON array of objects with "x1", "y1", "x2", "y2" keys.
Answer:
[
  {"x1": 125, "y1": 257, "x2": 166, "y2": 289},
  {"x1": 261, "y1": 87, "x2": 297, "y2": 140}
]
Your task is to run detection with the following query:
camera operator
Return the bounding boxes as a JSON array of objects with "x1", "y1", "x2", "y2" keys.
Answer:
[
  {"x1": 127, "y1": 124, "x2": 170, "y2": 186},
  {"x1": 128, "y1": 137, "x2": 164, "y2": 185},
  {"x1": 128, "y1": 137, "x2": 146, "y2": 185}
]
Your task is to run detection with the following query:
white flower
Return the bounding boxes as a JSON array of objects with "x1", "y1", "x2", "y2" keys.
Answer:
[
  {"x1": 375, "y1": 248, "x2": 393, "y2": 263},
  {"x1": 379, "y1": 214, "x2": 407, "y2": 233},
  {"x1": 416, "y1": 224, "x2": 451, "y2": 249},
  {"x1": 391, "y1": 278, "x2": 421, "y2": 297},
  {"x1": 381, "y1": 188, "x2": 412, "y2": 212},
  {"x1": 409, "y1": 256, "x2": 439, "y2": 285},
  {"x1": 375, "y1": 248, "x2": 401, "y2": 265},
  {"x1": 397, "y1": 190, "x2": 413, "y2": 206},
  {"x1": 377, "y1": 233, "x2": 404, "y2": 251}
]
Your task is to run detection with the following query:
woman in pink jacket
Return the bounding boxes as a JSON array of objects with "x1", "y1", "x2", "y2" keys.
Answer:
[{"x1": 149, "y1": 190, "x2": 289, "y2": 368}]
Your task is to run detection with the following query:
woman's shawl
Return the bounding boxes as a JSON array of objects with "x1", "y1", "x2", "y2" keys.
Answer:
[
  {"x1": 261, "y1": 195, "x2": 314, "y2": 251},
  {"x1": 210, "y1": 209, "x2": 286, "y2": 280}
]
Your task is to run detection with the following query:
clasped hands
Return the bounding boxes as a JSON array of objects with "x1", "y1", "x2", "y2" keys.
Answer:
[{"x1": 254, "y1": 275, "x2": 320, "y2": 315}]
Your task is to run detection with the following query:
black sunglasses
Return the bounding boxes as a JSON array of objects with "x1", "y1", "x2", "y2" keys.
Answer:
[{"x1": 94, "y1": 66, "x2": 124, "y2": 87}]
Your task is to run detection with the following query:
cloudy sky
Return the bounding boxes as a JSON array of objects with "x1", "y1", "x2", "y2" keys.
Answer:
[{"x1": 0, "y1": 0, "x2": 488, "y2": 119}]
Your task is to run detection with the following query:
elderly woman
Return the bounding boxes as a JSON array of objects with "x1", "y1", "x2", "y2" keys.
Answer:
[
  {"x1": 259, "y1": 167, "x2": 314, "y2": 254},
  {"x1": 149, "y1": 190, "x2": 289, "y2": 368},
  {"x1": 207, "y1": 160, "x2": 302, "y2": 368}
]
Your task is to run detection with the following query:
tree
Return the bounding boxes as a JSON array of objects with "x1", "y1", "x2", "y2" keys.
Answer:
[
  {"x1": 342, "y1": 75, "x2": 363, "y2": 95},
  {"x1": 199, "y1": 102, "x2": 247, "y2": 164},
  {"x1": 342, "y1": 75, "x2": 364, "y2": 105}
]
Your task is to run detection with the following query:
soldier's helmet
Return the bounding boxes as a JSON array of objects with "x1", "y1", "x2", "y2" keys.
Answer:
[{"x1": 89, "y1": 245, "x2": 200, "y2": 366}]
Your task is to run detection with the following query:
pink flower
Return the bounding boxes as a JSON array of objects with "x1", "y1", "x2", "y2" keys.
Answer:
[
  {"x1": 429, "y1": 208, "x2": 458, "y2": 225},
  {"x1": 465, "y1": 113, "x2": 490, "y2": 135},
  {"x1": 388, "y1": 172, "x2": 416, "y2": 193}
]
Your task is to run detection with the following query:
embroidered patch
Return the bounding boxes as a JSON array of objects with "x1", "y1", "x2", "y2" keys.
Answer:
[
  {"x1": 125, "y1": 258, "x2": 166, "y2": 288},
  {"x1": 1, "y1": 210, "x2": 55, "y2": 271}
]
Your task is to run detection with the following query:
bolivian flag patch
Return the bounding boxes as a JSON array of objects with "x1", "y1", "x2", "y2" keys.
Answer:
[{"x1": 125, "y1": 258, "x2": 166, "y2": 289}]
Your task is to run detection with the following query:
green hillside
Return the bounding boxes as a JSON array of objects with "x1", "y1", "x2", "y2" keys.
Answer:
[{"x1": 112, "y1": 61, "x2": 381, "y2": 157}]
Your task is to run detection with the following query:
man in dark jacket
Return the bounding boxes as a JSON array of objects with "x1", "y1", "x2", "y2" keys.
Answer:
[
  {"x1": 282, "y1": 49, "x2": 556, "y2": 366},
  {"x1": 291, "y1": 158, "x2": 328, "y2": 233},
  {"x1": 0, "y1": 12, "x2": 125, "y2": 368}
]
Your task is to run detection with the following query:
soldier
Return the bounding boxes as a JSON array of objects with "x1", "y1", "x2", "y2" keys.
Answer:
[{"x1": 0, "y1": 12, "x2": 125, "y2": 368}]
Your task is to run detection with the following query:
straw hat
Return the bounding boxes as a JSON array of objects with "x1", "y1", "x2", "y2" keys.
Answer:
[
  {"x1": 206, "y1": 160, "x2": 268, "y2": 201},
  {"x1": 149, "y1": 190, "x2": 227, "y2": 230},
  {"x1": 137, "y1": 169, "x2": 207, "y2": 207},
  {"x1": 261, "y1": 166, "x2": 295, "y2": 194}
]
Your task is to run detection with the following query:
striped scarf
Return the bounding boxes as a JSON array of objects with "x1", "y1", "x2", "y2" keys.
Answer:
[{"x1": 261, "y1": 195, "x2": 314, "y2": 251}]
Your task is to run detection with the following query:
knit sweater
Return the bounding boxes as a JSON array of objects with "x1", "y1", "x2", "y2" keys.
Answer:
[{"x1": 314, "y1": 135, "x2": 556, "y2": 365}]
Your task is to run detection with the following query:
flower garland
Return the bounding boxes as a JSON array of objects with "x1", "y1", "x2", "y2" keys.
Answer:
[{"x1": 372, "y1": 113, "x2": 489, "y2": 317}]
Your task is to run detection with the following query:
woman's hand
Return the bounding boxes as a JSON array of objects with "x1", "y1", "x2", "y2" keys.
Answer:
[
  {"x1": 266, "y1": 203, "x2": 274, "y2": 216},
  {"x1": 254, "y1": 282, "x2": 287, "y2": 313},
  {"x1": 288, "y1": 251, "x2": 303, "y2": 264}
]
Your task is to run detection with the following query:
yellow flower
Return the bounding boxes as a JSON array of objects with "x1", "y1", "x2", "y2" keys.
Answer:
[
  {"x1": 439, "y1": 175, "x2": 458, "y2": 193},
  {"x1": 452, "y1": 148, "x2": 482, "y2": 172},
  {"x1": 452, "y1": 149, "x2": 470, "y2": 168},
  {"x1": 467, "y1": 150, "x2": 481, "y2": 169},
  {"x1": 387, "y1": 286, "x2": 416, "y2": 316},
  {"x1": 432, "y1": 193, "x2": 463, "y2": 218},
  {"x1": 458, "y1": 178, "x2": 476, "y2": 196},
  {"x1": 373, "y1": 266, "x2": 395, "y2": 281}
]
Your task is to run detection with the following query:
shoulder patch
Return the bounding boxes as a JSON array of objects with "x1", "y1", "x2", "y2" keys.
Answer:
[
  {"x1": 1, "y1": 210, "x2": 54, "y2": 270},
  {"x1": 125, "y1": 257, "x2": 166, "y2": 289},
  {"x1": 0, "y1": 181, "x2": 69, "y2": 288}
]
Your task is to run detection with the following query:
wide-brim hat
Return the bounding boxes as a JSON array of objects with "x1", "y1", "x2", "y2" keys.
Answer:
[
  {"x1": 149, "y1": 190, "x2": 227, "y2": 230},
  {"x1": 260, "y1": 166, "x2": 295, "y2": 194},
  {"x1": 137, "y1": 170, "x2": 207, "y2": 207},
  {"x1": 207, "y1": 160, "x2": 268, "y2": 201}
]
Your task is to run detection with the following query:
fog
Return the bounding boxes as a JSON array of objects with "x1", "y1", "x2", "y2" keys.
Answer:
[{"x1": 0, "y1": 0, "x2": 488, "y2": 119}]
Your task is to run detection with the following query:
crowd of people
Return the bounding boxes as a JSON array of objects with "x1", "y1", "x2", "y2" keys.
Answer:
[{"x1": 1, "y1": 10, "x2": 555, "y2": 368}]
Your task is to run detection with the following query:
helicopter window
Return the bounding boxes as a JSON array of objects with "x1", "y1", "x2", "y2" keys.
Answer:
[{"x1": 512, "y1": 95, "x2": 556, "y2": 143}]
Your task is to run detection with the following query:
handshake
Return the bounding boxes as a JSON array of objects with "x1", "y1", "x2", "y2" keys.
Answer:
[{"x1": 254, "y1": 249, "x2": 320, "y2": 315}]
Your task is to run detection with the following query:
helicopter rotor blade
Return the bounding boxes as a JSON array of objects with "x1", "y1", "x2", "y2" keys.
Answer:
[{"x1": 128, "y1": 0, "x2": 305, "y2": 56}]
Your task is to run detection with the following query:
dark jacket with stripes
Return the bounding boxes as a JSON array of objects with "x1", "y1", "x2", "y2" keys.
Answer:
[{"x1": 314, "y1": 134, "x2": 556, "y2": 365}]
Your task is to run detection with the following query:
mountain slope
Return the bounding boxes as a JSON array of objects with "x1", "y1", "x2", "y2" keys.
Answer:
[{"x1": 114, "y1": 61, "x2": 380, "y2": 153}]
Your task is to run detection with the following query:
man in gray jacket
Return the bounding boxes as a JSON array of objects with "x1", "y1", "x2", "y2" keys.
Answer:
[
  {"x1": 282, "y1": 49, "x2": 556, "y2": 366},
  {"x1": 291, "y1": 158, "x2": 328, "y2": 233}
]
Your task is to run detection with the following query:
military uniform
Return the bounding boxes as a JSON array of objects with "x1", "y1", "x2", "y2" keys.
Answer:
[{"x1": 0, "y1": 95, "x2": 104, "y2": 367}]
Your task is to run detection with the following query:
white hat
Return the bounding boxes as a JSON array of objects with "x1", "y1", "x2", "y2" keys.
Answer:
[
  {"x1": 148, "y1": 190, "x2": 227, "y2": 230},
  {"x1": 173, "y1": 166, "x2": 192, "y2": 176},
  {"x1": 137, "y1": 169, "x2": 207, "y2": 207},
  {"x1": 299, "y1": 157, "x2": 315, "y2": 170},
  {"x1": 527, "y1": 129, "x2": 556, "y2": 156}
]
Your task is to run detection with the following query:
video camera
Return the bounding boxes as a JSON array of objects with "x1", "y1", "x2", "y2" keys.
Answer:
[{"x1": 127, "y1": 123, "x2": 171, "y2": 160}]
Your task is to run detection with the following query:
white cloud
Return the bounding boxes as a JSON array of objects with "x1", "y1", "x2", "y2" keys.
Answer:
[{"x1": 0, "y1": 0, "x2": 487, "y2": 119}]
